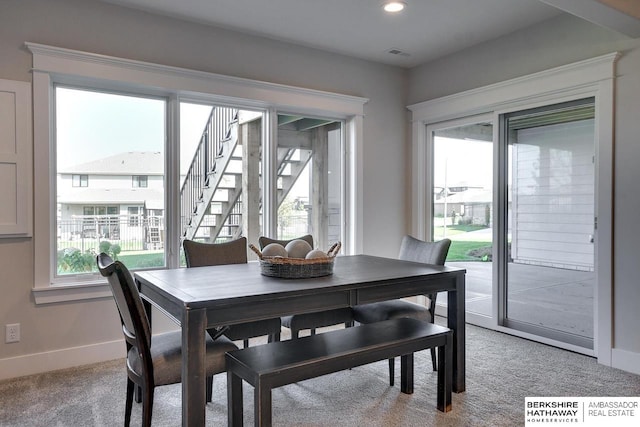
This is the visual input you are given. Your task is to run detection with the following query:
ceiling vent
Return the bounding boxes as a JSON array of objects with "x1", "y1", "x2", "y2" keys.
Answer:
[{"x1": 387, "y1": 48, "x2": 410, "y2": 57}]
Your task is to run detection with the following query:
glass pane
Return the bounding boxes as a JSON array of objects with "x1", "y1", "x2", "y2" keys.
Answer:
[
  {"x1": 56, "y1": 87, "x2": 166, "y2": 275},
  {"x1": 505, "y1": 99, "x2": 595, "y2": 345},
  {"x1": 179, "y1": 104, "x2": 263, "y2": 264},
  {"x1": 432, "y1": 121, "x2": 493, "y2": 316},
  {"x1": 275, "y1": 114, "x2": 343, "y2": 252}
]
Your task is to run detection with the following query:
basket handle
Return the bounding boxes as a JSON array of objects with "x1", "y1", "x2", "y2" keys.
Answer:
[
  {"x1": 327, "y1": 241, "x2": 342, "y2": 258},
  {"x1": 248, "y1": 243, "x2": 264, "y2": 260}
]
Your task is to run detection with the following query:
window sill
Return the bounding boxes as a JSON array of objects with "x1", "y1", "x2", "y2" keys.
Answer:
[{"x1": 32, "y1": 281, "x2": 112, "y2": 305}]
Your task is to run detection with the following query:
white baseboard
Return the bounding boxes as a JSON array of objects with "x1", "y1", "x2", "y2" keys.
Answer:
[
  {"x1": 611, "y1": 348, "x2": 640, "y2": 375},
  {"x1": 0, "y1": 339, "x2": 124, "y2": 381}
]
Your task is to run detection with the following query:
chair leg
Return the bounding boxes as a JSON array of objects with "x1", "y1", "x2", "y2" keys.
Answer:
[
  {"x1": 388, "y1": 358, "x2": 395, "y2": 386},
  {"x1": 292, "y1": 329, "x2": 300, "y2": 339},
  {"x1": 206, "y1": 376, "x2": 213, "y2": 403},
  {"x1": 125, "y1": 379, "x2": 135, "y2": 427},
  {"x1": 430, "y1": 347, "x2": 437, "y2": 371},
  {"x1": 267, "y1": 332, "x2": 281, "y2": 343},
  {"x1": 243, "y1": 338, "x2": 249, "y2": 348},
  {"x1": 135, "y1": 385, "x2": 142, "y2": 403},
  {"x1": 310, "y1": 328, "x2": 316, "y2": 336},
  {"x1": 142, "y1": 385, "x2": 154, "y2": 427}
]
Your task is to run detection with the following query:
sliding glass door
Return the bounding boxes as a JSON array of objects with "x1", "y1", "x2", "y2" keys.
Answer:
[
  {"x1": 428, "y1": 99, "x2": 596, "y2": 351},
  {"x1": 429, "y1": 115, "x2": 494, "y2": 321},
  {"x1": 500, "y1": 99, "x2": 595, "y2": 349}
]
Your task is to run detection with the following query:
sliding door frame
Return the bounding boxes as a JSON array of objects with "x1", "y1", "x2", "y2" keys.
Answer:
[{"x1": 409, "y1": 53, "x2": 619, "y2": 364}]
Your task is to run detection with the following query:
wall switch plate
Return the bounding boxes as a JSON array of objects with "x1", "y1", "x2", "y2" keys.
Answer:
[{"x1": 5, "y1": 323, "x2": 20, "y2": 343}]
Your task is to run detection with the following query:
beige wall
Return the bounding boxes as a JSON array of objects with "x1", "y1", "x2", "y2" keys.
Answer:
[
  {"x1": 408, "y1": 13, "x2": 640, "y2": 358},
  {"x1": 0, "y1": 0, "x2": 407, "y2": 371}
]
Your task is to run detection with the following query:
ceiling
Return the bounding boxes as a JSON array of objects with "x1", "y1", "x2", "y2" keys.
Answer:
[{"x1": 101, "y1": 0, "x2": 640, "y2": 68}]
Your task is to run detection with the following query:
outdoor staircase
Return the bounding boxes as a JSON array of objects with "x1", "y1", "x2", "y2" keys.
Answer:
[{"x1": 180, "y1": 109, "x2": 328, "y2": 243}]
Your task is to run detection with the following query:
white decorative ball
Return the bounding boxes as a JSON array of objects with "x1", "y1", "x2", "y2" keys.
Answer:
[
  {"x1": 305, "y1": 249, "x2": 328, "y2": 260},
  {"x1": 285, "y1": 239, "x2": 313, "y2": 259},
  {"x1": 262, "y1": 243, "x2": 288, "y2": 257}
]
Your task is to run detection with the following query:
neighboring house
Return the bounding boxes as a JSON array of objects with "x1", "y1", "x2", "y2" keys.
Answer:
[
  {"x1": 434, "y1": 187, "x2": 493, "y2": 227},
  {"x1": 57, "y1": 152, "x2": 164, "y2": 249}
]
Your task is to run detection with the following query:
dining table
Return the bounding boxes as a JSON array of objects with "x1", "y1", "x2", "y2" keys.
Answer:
[{"x1": 134, "y1": 254, "x2": 466, "y2": 426}]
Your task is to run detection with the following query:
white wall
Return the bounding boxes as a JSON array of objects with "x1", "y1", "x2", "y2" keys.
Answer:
[
  {"x1": 408, "y1": 13, "x2": 640, "y2": 366},
  {"x1": 0, "y1": 0, "x2": 407, "y2": 377}
]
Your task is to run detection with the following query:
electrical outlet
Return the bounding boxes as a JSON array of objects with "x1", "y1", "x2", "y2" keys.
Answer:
[{"x1": 6, "y1": 323, "x2": 20, "y2": 343}]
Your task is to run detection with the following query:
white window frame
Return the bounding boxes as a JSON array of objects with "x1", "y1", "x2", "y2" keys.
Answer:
[
  {"x1": 29, "y1": 42, "x2": 367, "y2": 304},
  {"x1": 408, "y1": 52, "x2": 619, "y2": 367},
  {"x1": 132, "y1": 175, "x2": 148, "y2": 188},
  {"x1": 72, "y1": 174, "x2": 88, "y2": 187}
]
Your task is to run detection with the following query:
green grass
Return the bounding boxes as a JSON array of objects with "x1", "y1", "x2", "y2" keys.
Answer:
[
  {"x1": 447, "y1": 241, "x2": 492, "y2": 262},
  {"x1": 433, "y1": 224, "x2": 492, "y2": 261},
  {"x1": 118, "y1": 252, "x2": 165, "y2": 269}
]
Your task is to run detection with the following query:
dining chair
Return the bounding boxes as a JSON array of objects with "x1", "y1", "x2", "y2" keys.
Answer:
[
  {"x1": 97, "y1": 253, "x2": 237, "y2": 427},
  {"x1": 183, "y1": 237, "x2": 282, "y2": 348},
  {"x1": 352, "y1": 235, "x2": 451, "y2": 384},
  {"x1": 258, "y1": 235, "x2": 354, "y2": 339}
]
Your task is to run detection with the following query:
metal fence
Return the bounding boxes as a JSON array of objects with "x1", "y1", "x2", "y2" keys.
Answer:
[{"x1": 57, "y1": 215, "x2": 164, "y2": 253}]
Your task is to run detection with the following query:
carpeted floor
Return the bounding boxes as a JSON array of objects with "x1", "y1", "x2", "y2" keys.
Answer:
[{"x1": 1, "y1": 321, "x2": 639, "y2": 426}]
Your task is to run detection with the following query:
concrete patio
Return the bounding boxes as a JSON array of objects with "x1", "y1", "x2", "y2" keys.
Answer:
[{"x1": 445, "y1": 261, "x2": 594, "y2": 340}]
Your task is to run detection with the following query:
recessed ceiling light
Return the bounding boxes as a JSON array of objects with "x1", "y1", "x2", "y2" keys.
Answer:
[{"x1": 383, "y1": 1, "x2": 406, "y2": 13}]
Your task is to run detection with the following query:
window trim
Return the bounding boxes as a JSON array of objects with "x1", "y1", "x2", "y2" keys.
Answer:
[
  {"x1": 408, "y1": 52, "x2": 619, "y2": 367},
  {"x1": 28, "y1": 42, "x2": 367, "y2": 304}
]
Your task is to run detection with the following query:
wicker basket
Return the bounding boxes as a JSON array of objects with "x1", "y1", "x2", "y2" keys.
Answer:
[{"x1": 249, "y1": 242, "x2": 341, "y2": 279}]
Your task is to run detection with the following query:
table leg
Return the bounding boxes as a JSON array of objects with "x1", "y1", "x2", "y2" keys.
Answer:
[
  {"x1": 448, "y1": 273, "x2": 466, "y2": 393},
  {"x1": 182, "y1": 308, "x2": 207, "y2": 426}
]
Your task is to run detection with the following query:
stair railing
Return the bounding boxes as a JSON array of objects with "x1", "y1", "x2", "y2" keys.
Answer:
[{"x1": 180, "y1": 107, "x2": 238, "y2": 238}]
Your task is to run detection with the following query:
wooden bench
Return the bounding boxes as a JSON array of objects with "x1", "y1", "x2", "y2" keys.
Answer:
[{"x1": 226, "y1": 317, "x2": 453, "y2": 426}]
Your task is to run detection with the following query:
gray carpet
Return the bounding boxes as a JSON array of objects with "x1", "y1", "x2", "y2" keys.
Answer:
[{"x1": 1, "y1": 321, "x2": 639, "y2": 426}]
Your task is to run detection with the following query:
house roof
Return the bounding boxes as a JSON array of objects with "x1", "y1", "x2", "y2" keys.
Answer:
[
  {"x1": 434, "y1": 189, "x2": 492, "y2": 204},
  {"x1": 60, "y1": 152, "x2": 163, "y2": 175},
  {"x1": 58, "y1": 187, "x2": 164, "y2": 210}
]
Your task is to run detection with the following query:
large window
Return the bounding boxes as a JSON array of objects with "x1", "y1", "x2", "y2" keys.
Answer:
[
  {"x1": 31, "y1": 44, "x2": 365, "y2": 299},
  {"x1": 56, "y1": 87, "x2": 165, "y2": 275},
  {"x1": 275, "y1": 114, "x2": 343, "y2": 251}
]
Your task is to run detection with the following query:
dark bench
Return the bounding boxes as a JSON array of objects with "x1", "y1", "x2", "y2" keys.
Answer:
[{"x1": 226, "y1": 317, "x2": 453, "y2": 426}]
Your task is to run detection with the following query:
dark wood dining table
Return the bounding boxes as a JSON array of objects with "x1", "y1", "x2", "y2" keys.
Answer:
[{"x1": 134, "y1": 254, "x2": 466, "y2": 426}]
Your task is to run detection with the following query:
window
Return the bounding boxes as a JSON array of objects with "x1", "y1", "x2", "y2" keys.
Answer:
[
  {"x1": 275, "y1": 113, "x2": 343, "y2": 251},
  {"x1": 30, "y1": 43, "x2": 365, "y2": 301},
  {"x1": 72, "y1": 174, "x2": 88, "y2": 187},
  {"x1": 128, "y1": 207, "x2": 141, "y2": 227},
  {"x1": 132, "y1": 175, "x2": 148, "y2": 188},
  {"x1": 55, "y1": 87, "x2": 165, "y2": 275}
]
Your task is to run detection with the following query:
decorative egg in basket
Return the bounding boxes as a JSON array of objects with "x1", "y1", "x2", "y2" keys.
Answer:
[
  {"x1": 262, "y1": 243, "x2": 289, "y2": 257},
  {"x1": 284, "y1": 239, "x2": 313, "y2": 258},
  {"x1": 305, "y1": 249, "x2": 328, "y2": 260}
]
